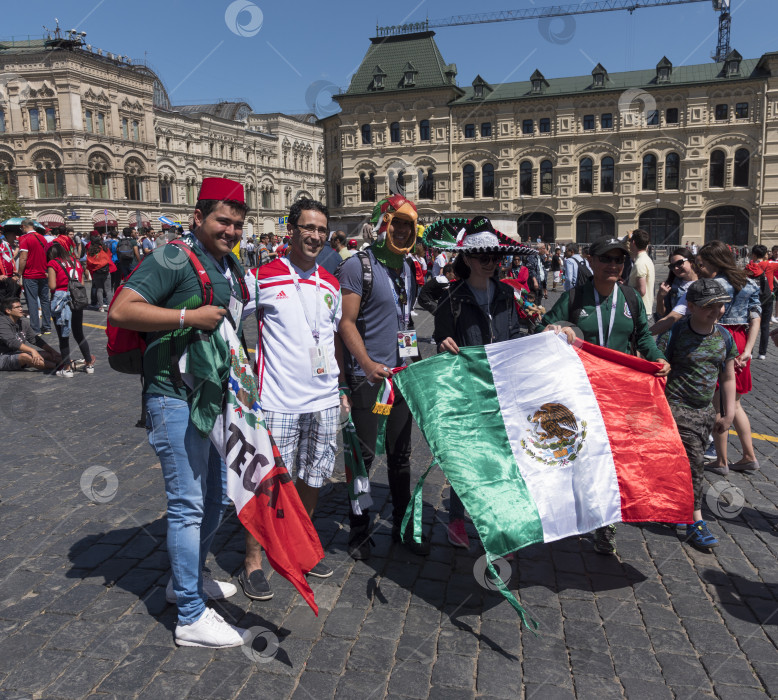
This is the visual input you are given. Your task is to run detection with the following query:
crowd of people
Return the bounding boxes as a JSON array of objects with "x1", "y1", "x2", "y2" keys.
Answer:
[{"x1": 2, "y1": 180, "x2": 777, "y2": 649}]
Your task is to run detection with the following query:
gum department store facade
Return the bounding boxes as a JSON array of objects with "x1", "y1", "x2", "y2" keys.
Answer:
[
  {"x1": 323, "y1": 31, "x2": 778, "y2": 247},
  {"x1": 0, "y1": 36, "x2": 324, "y2": 237},
  {"x1": 2, "y1": 30, "x2": 777, "y2": 247}
]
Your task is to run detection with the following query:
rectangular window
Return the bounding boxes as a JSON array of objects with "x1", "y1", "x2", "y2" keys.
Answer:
[
  {"x1": 464, "y1": 123, "x2": 475, "y2": 138},
  {"x1": 480, "y1": 122, "x2": 491, "y2": 137},
  {"x1": 29, "y1": 108, "x2": 40, "y2": 132},
  {"x1": 45, "y1": 108, "x2": 56, "y2": 131},
  {"x1": 735, "y1": 102, "x2": 749, "y2": 119},
  {"x1": 97, "y1": 112, "x2": 105, "y2": 134},
  {"x1": 522, "y1": 119, "x2": 533, "y2": 135},
  {"x1": 122, "y1": 117, "x2": 129, "y2": 140},
  {"x1": 715, "y1": 104, "x2": 728, "y2": 121},
  {"x1": 583, "y1": 114, "x2": 595, "y2": 130},
  {"x1": 600, "y1": 113, "x2": 613, "y2": 129},
  {"x1": 85, "y1": 109, "x2": 93, "y2": 132},
  {"x1": 539, "y1": 118, "x2": 550, "y2": 133},
  {"x1": 262, "y1": 189, "x2": 272, "y2": 208},
  {"x1": 0, "y1": 110, "x2": 5, "y2": 133},
  {"x1": 132, "y1": 120, "x2": 139, "y2": 141},
  {"x1": 646, "y1": 110, "x2": 659, "y2": 126},
  {"x1": 666, "y1": 107, "x2": 679, "y2": 124}
]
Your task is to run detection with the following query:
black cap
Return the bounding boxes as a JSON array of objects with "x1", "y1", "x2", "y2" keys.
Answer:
[
  {"x1": 686, "y1": 278, "x2": 731, "y2": 307},
  {"x1": 588, "y1": 236, "x2": 630, "y2": 256}
]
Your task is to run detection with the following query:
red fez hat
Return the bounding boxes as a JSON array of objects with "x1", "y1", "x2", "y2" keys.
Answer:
[{"x1": 197, "y1": 177, "x2": 245, "y2": 203}]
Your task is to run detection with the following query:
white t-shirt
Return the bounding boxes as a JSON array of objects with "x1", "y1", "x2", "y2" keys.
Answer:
[
  {"x1": 432, "y1": 252, "x2": 448, "y2": 277},
  {"x1": 243, "y1": 258, "x2": 342, "y2": 413}
]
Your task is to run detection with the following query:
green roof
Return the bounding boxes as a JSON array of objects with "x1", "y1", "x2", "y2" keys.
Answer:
[
  {"x1": 451, "y1": 57, "x2": 764, "y2": 104},
  {"x1": 344, "y1": 31, "x2": 459, "y2": 95}
]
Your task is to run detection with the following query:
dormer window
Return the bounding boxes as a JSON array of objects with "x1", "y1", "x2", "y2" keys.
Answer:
[
  {"x1": 591, "y1": 63, "x2": 608, "y2": 88},
  {"x1": 530, "y1": 69, "x2": 549, "y2": 94},
  {"x1": 656, "y1": 57, "x2": 672, "y2": 83},
  {"x1": 372, "y1": 65, "x2": 386, "y2": 90},
  {"x1": 724, "y1": 49, "x2": 742, "y2": 77},
  {"x1": 403, "y1": 63, "x2": 417, "y2": 87},
  {"x1": 474, "y1": 84, "x2": 484, "y2": 99},
  {"x1": 471, "y1": 75, "x2": 492, "y2": 100}
]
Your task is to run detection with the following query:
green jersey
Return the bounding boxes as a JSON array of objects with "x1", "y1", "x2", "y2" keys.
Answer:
[
  {"x1": 536, "y1": 282, "x2": 665, "y2": 362},
  {"x1": 124, "y1": 238, "x2": 245, "y2": 400}
]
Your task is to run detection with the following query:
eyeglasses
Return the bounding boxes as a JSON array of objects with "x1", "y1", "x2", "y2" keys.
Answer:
[
  {"x1": 669, "y1": 259, "x2": 688, "y2": 269},
  {"x1": 392, "y1": 274, "x2": 408, "y2": 307},
  {"x1": 596, "y1": 255, "x2": 626, "y2": 265},
  {"x1": 470, "y1": 254, "x2": 502, "y2": 264},
  {"x1": 295, "y1": 224, "x2": 328, "y2": 236}
]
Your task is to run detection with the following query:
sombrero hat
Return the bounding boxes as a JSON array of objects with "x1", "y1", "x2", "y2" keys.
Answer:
[{"x1": 423, "y1": 215, "x2": 535, "y2": 256}]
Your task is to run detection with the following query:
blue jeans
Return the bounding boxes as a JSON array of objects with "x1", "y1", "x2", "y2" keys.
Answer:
[
  {"x1": 23, "y1": 277, "x2": 51, "y2": 333},
  {"x1": 146, "y1": 394, "x2": 230, "y2": 623}
]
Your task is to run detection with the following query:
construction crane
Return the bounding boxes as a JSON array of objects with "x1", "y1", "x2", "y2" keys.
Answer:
[{"x1": 377, "y1": 0, "x2": 732, "y2": 63}]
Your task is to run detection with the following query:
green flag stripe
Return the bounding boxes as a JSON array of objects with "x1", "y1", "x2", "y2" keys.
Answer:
[{"x1": 395, "y1": 346, "x2": 544, "y2": 557}]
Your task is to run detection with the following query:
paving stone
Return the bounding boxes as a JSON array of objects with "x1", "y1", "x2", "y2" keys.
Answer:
[
  {"x1": 682, "y1": 618, "x2": 743, "y2": 654},
  {"x1": 430, "y1": 653, "x2": 475, "y2": 690},
  {"x1": 603, "y1": 623, "x2": 652, "y2": 650},
  {"x1": 395, "y1": 631, "x2": 437, "y2": 664},
  {"x1": 0, "y1": 632, "x2": 46, "y2": 672},
  {"x1": 291, "y1": 670, "x2": 339, "y2": 700},
  {"x1": 3, "y1": 649, "x2": 75, "y2": 694},
  {"x1": 322, "y1": 605, "x2": 366, "y2": 638},
  {"x1": 387, "y1": 661, "x2": 433, "y2": 699},
  {"x1": 699, "y1": 652, "x2": 762, "y2": 686},
  {"x1": 346, "y1": 634, "x2": 397, "y2": 672},
  {"x1": 360, "y1": 604, "x2": 406, "y2": 640},
  {"x1": 573, "y1": 674, "x2": 624, "y2": 699},
  {"x1": 712, "y1": 686, "x2": 770, "y2": 700},
  {"x1": 474, "y1": 650, "x2": 521, "y2": 699},
  {"x1": 522, "y1": 682, "x2": 576, "y2": 699},
  {"x1": 522, "y1": 662, "x2": 574, "y2": 690},
  {"x1": 45, "y1": 584, "x2": 108, "y2": 616},
  {"x1": 280, "y1": 605, "x2": 324, "y2": 640},
  {"x1": 304, "y1": 637, "x2": 353, "y2": 675},
  {"x1": 234, "y1": 670, "x2": 296, "y2": 699},
  {"x1": 621, "y1": 677, "x2": 674, "y2": 700},
  {"x1": 95, "y1": 645, "x2": 170, "y2": 694},
  {"x1": 655, "y1": 652, "x2": 711, "y2": 687},
  {"x1": 335, "y1": 670, "x2": 387, "y2": 700},
  {"x1": 135, "y1": 671, "x2": 198, "y2": 700},
  {"x1": 160, "y1": 647, "x2": 215, "y2": 675},
  {"x1": 46, "y1": 658, "x2": 116, "y2": 699},
  {"x1": 568, "y1": 647, "x2": 615, "y2": 678},
  {"x1": 610, "y1": 645, "x2": 663, "y2": 680}
]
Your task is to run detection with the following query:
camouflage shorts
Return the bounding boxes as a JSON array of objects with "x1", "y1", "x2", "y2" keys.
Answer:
[{"x1": 670, "y1": 403, "x2": 716, "y2": 511}]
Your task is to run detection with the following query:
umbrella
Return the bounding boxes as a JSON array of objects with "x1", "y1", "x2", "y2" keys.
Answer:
[{"x1": 0, "y1": 218, "x2": 46, "y2": 232}]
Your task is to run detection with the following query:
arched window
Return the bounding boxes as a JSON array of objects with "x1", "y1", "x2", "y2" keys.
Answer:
[
  {"x1": 186, "y1": 177, "x2": 198, "y2": 206},
  {"x1": 390, "y1": 122, "x2": 400, "y2": 143},
  {"x1": 418, "y1": 168, "x2": 434, "y2": 200},
  {"x1": 360, "y1": 172, "x2": 376, "y2": 202},
  {"x1": 600, "y1": 157, "x2": 614, "y2": 193},
  {"x1": 245, "y1": 185, "x2": 254, "y2": 209},
  {"x1": 576, "y1": 211, "x2": 615, "y2": 242},
  {"x1": 540, "y1": 160, "x2": 553, "y2": 195},
  {"x1": 705, "y1": 206, "x2": 749, "y2": 246},
  {"x1": 579, "y1": 158, "x2": 593, "y2": 194},
  {"x1": 638, "y1": 208, "x2": 680, "y2": 246},
  {"x1": 261, "y1": 184, "x2": 273, "y2": 209},
  {"x1": 124, "y1": 159, "x2": 144, "y2": 201},
  {"x1": 519, "y1": 161, "x2": 533, "y2": 196},
  {"x1": 361, "y1": 124, "x2": 371, "y2": 145},
  {"x1": 642, "y1": 154, "x2": 657, "y2": 191},
  {"x1": 419, "y1": 120, "x2": 430, "y2": 141},
  {"x1": 463, "y1": 164, "x2": 475, "y2": 198},
  {"x1": 709, "y1": 150, "x2": 725, "y2": 188},
  {"x1": 482, "y1": 164, "x2": 494, "y2": 198},
  {"x1": 0, "y1": 157, "x2": 16, "y2": 198},
  {"x1": 665, "y1": 153, "x2": 680, "y2": 190},
  {"x1": 159, "y1": 173, "x2": 174, "y2": 204},
  {"x1": 34, "y1": 151, "x2": 64, "y2": 199},
  {"x1": 733, "y1": 148, "x2": 749, "y2": 187},
  {"x1": 88, "y1": 155, "x2": 111, "y2": 199},
  {"x1": 390, "y1": 170, "x2": 406, "y2": 196}
]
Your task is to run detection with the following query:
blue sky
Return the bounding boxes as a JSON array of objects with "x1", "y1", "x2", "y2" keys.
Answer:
[{"x1": 5, "y1": 0, "x2": 771, "y2": 115}]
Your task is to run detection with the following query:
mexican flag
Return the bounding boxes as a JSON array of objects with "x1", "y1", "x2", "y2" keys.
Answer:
[{"x1": 394, "y1": 333, "x2": 693, "y2": 624}]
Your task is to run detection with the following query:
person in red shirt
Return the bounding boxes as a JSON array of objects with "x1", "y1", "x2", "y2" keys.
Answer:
[
  {"x1": 17, "y1": 218, "x2": 52, "y2": 334},
  {"x1": 46, "y1": 242, "x2": 94, "y2": 377},
  {"x1": 745, "y1": 244, "x2": 778, "y2": 359},
  {"x1": 0, "y1": 233, "x2": 20, "y2": 299},
  {"x1": 52, "y1": 226, "x2": 74, "y2": 252}
]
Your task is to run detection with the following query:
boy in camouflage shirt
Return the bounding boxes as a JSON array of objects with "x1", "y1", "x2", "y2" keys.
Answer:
[{"x1": 657, "y1": 279, "x2": 737, "y2": 551}]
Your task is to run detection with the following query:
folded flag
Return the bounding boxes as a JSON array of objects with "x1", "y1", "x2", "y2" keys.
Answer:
[
  {"x1": 342, "y1": 415, "x2": 372, "y2": 516},
  {"x1": 394, "y1": 332, "x2": 693, "y2": 625},
  {"x1": 180, "y1": 321, "x2": 324, "y2": 614}
]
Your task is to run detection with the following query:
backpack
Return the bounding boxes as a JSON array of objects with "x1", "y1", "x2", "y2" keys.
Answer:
[
  {"x1": 116, "y1": 237, "x2": 136, "y2": 261},
  {"x1": 106, "y1": 240, "x2": 249, "y2": 374},
  {"x1": 335, "y1": 250, "x2": 373, "y2": 337},
  {"x1": 757, "y1": 273, "x2": 774, "y2": 307},
  {"x1": 56, "y1": 260, "x2": 88, "y2": 311},
  {"x1": 573, "y1": 256, "x2": 593, "y2": 288},
  {"x1": 568, "y1": 283, "x2": 640, "y2": 354}
]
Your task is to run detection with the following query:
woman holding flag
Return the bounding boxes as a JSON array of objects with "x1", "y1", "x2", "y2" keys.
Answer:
[{"x1": 429, "y1": 216, "x2": 536, "y2": 549}]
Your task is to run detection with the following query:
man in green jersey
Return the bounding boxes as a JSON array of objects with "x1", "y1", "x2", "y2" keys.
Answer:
[{"x1": 537, "y1": 235, "x2": 670, "y2": 555}]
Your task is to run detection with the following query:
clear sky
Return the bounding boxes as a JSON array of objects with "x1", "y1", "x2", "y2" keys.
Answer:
[{"x1": 4, "y1": 0, "x2": 771, "y2": 116}]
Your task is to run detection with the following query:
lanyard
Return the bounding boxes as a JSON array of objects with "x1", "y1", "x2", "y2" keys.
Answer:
[
  {"x1": 285, "y1": 259, "x2": 321, "y2": 344},
  {"x1": 594, "y1": 287, "x2": 618, "y2": 348},
  {"x1": 386, "y1": 263, "x2": 411, "y2": 331},
  {"x1": 192, "y1": 236, "x2": 235, "y2": 294}
]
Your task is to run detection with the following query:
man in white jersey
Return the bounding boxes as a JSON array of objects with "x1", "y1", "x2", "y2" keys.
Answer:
[{"x1": 240, "y1": 198, "x2": 349, "y2": 600}]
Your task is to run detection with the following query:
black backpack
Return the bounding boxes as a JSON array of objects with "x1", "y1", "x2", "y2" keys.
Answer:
[
  {"x1": 335, "y1": 250, "x2": 373, "y2": 337},
  {"x1": 116, "y1": 237, "x2": 136, "y2": 261},
  {"x1": 573, "y1": 257, "x2": 593, "y2": 288},
  {"x1": 757, "y1": 274, "x2": 774, "y2": 307},
  {"x1": 568, "y1": 283, "x2": 641, "y2": 354}
]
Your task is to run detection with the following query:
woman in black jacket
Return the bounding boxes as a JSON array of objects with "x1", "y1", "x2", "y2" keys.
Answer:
[{"x1": 432, "y1": 218, "x2": 529, "y2": 549}]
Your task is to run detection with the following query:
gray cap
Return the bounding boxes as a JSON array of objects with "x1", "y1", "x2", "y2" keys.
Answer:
[{"x1": 686, "y1": 278, "x2": 731, "y2": 307}]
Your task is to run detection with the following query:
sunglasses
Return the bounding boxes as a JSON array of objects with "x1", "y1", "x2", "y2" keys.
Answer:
[
  {"x1": 470, "y1": 254, "x2": 502, "y2": 264},
  {"x1": 669, "y1": 259, "x2": 688, "y2": 269},
  {"x1": 596, "y1": 255, "x2": 626, "y2": 265}
]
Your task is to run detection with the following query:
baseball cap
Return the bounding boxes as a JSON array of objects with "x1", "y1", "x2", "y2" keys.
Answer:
[
  {"x1": 588, "y1": 236, "x2": 630, "y2": 256},
  {"x1": 686, "y1": 278, "x2": 731, "y2": 307}
]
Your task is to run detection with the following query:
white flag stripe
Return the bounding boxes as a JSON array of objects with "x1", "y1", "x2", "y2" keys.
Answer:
[{"x1": 486, "y1": 333, "x2": 621, "y2": 542}]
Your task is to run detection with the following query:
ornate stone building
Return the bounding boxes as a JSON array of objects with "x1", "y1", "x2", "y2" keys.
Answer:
[
  {"x1": 323, "y1": 31, "x2": 778, "y2": 246},
  {"x1": 0, "y1": 35, "x2": 324, "y2": 237}
]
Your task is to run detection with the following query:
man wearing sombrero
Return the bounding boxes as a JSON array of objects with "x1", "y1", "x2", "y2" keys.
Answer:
[{"x1": 337, "y1": 194, "x2": 430, "y2": 560}]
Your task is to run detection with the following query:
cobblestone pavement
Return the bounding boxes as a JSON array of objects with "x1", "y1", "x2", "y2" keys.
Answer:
[{"x1": 2, "y1": 272, "x2": 778, "y2": 699}]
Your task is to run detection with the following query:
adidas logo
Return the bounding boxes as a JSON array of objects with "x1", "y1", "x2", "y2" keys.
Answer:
[
  {"x1": 275, "y1": 290, "x2": 288, "y2": 300},
  {"x1": 578, "y1": 309, "x2": 589, "y2": 318}
]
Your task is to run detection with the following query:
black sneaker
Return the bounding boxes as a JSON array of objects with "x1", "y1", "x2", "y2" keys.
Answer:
[
  {"x1": 348, "y1": 535, "x2": 373, "y2": 561},
  {"x1": 593, "y1": 524, "x2": 617, "y2": 555},
  {"x1": 306, "y1": 561, "x2": 333, "y2": 578},
  {"x1": 237, "y1": 567, "x2": 274, "y2": 600},
  {"x1": 392, "y1": 524, "x2": 431, "y2": 556}
]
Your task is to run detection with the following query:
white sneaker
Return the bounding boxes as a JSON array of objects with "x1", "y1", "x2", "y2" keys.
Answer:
[
  {"x1": 84, "y1": 365, "x2": 95, "y2": 374},
  {"x1": 758, "y1": 354, "x2": 766, "y2": 360},
  {"x1": 175, "y1": 607, "x2": 248, "y2": 648},
  {"x1": 772, "y1": 316, "x2": 778, "y2": 324},
  {"x1": 56, "y1": 368, "x2": 74, "y2": 378},
  {"x1": 166, "y1": 571, "x2": 238, "y2": 604}
]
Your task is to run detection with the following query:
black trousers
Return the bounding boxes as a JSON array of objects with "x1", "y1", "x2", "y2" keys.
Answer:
[
  {"x1": 0, "y1": 277, "x2": 21, "y2": 299},
  {"x1": 758, "y1": 301, "x2": 772, "y2": 357},
  {"x1": 54, "y1": 309, "x2": 91, "y2": 368},
  {"x1": 347, "y1": 374, "x2": 413, "y2": 538}
]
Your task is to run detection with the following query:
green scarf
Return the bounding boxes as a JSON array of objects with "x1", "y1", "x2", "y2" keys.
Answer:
[{"x1": 371, "y1": 240, "x2": 405, "y2": 270}]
